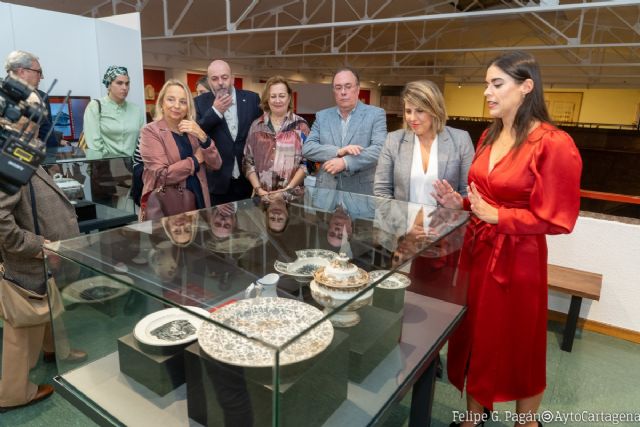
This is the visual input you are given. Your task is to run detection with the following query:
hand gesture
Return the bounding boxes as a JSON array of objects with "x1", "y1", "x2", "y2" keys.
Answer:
[
  {"x1": 337, "y1": 145, "x2": 363, "y2": 157},
  {"x1": 178, "y1": 120, "x2": 207, "y2": 142},
  {"x1": 213, "y1": 90, "x2": 233, "y2": 114},
  {"x1": 432, "y1": 179, "x2": 463, "y2": 209},
  {"x1": 217, "y1": 202, "x2": 236, "y2": 217},
  {"x1": 322, "y1": 158, "x2": 347, "y2": 175},
  {"x1": 468, "y1": 182, "x2": 498, "y2": 224},
  {"x1": 254, "y1": 187, "x2": 268, "y2": 197}
]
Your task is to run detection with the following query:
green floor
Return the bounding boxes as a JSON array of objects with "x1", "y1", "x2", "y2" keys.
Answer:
[{"x1": 1, "y1": 321, "x2": 639, "y2": 427}]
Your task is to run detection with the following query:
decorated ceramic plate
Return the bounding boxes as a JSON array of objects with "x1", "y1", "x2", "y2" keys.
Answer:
[
  {"x1": 134, "y1": 306, "x2": 210, "y2": 346},
  {"x1": 206, "y1": 232, "x2": 264, "y2": 254},
  {"x1": 61, "y1": 274, "x2": 132, "y2": 303},
  {"x1": 274, "y1": 249, "x2": 337, "y2": 278},
  {"x1": 198, "y1": 298, "x2": 334, "y2": 367},
  {"x1": 369, "y1": 270, "x2": 411, "y2": 289}
]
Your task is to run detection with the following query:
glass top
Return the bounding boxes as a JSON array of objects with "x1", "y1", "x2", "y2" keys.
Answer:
[
  {"x1": 43, "y1": 145, "x2": 131, "y2": 164},
  {"x1": 45, "y1": 187, "x2": 469, "y2": 349}
]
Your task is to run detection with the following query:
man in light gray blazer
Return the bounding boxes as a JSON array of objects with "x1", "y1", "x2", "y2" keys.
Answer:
[{"x1": 302, "y1": 67, "x2": 387, "y2": 195}]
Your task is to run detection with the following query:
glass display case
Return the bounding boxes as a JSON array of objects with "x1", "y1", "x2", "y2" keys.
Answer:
[
  {"x1": 43, "y1": 146, "x2": 137, "y2": 232},
  {"x1": 44, "y1": 188, "x2": 470, "y2": 426}
]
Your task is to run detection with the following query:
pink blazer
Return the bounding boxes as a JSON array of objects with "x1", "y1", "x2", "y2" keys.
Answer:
[{"x1": 139, "y1": 118, "x2": 222, "y2": 220}]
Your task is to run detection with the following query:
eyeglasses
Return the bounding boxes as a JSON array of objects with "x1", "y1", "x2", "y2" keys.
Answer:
[
  {"x1": 23, "y1": 67, "x2": 44, "y2": 78},
  {"x1": 333, "y1": 83, "x2": 357, "y2": 92}
]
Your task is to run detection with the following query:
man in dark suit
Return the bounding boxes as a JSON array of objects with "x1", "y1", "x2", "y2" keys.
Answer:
[
  {"x1": 194, "y1": 60, "x2": 261, "y2": 204},
  {"x1": 4, "y1": 50, "x2": 59, "y2": 147}
]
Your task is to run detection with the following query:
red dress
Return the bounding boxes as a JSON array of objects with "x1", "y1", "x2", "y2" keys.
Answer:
[{"x1": 447, "y1": 122, "x2": 582, "y2": 408}]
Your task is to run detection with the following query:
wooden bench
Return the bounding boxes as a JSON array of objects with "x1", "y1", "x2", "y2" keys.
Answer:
[{"x1": 548, "y1": 264, "x2": 602, "y2": 352}]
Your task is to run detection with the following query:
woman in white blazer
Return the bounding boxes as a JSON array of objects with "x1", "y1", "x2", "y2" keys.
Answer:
[{"x1": 374, "y1": 80, "x2": 474, "y2": 203}]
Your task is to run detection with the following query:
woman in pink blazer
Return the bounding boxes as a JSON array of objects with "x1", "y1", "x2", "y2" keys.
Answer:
[{"x1": 139, "y1": 79, "x2": 222, "y2": 221}]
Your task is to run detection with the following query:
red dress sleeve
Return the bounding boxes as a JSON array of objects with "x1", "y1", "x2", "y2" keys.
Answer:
[{"x1": 497, "y1": 128, "x2": 582, "y2": 235}]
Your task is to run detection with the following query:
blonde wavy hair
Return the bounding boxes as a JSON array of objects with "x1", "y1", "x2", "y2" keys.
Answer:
[
  {"x1": 401, "y1": 80, "x2": 447, "y2": 134},
  {"x1": 154, "y1": 79, "x2": 196, "y2": 121}
]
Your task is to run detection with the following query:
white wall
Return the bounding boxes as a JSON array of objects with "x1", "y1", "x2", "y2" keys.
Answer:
[
  {"x1": 292, "y1": 83, "x2": 336, "y2": 113},
  {"x1": 0, "y1": 2, "x2": 143, "y2": 112},
  {"x1": 547, "y1": 216, "x2": 640, "y2": 332},
  {"x1": 96, "y1": 13, "x2": 144, "y2": 110}
]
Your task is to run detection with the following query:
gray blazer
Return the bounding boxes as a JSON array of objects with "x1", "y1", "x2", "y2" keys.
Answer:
[
  {"x1": 302, "y1": 101, "x2": 387, "y2": 195},
  {"x1": 374, "y1": 127, "x2": 474, "y2": 202},
  {"x1": 0, "y1": 167, "x2": 79, "y2": 294}
]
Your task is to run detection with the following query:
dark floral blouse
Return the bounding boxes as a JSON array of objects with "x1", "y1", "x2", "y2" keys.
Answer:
[{"x1": 243, "y1": 111, "x2": 310, "y2": 191}]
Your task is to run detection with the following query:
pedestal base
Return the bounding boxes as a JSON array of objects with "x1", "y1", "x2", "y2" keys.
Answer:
[
  {"x1": 117, "y1": 333, "x2": 187, "y2": 396},
  {"x1": 345, "y1": 305, "x2": 403, "y2": 383},
  {"x1": 185, "y1": 330, "x2": 349, "y2": 427},
  {"x1": 372, "y1": 288, "x2": 406, "y2": 313}
]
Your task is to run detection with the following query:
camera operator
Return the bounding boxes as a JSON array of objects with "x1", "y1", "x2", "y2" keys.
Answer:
[
  {"x1": 4, "y1": 50, "x2": 60, "y2": 148},
  {"x1": 0, "y1": 92, "x2": 81, "y2": 411}
]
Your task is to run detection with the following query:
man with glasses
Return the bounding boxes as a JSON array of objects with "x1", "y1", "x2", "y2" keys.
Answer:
[
  {"x1": 4, "y1": 50, "x2": 59, "y2": 148},
  {"x1": 302, "y1": 67, "x2": 387, "y2": 196}
]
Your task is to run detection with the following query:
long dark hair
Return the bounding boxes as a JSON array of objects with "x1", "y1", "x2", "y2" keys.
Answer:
[{"x1": 483, "y1": 51, "x2": 551, "y2": 149}]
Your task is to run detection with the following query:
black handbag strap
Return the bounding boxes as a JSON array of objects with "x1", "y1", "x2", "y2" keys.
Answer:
[
  {"x1": 28, "y1": 179, "x2": 49, "y2": 284},
  {"x1": 28, "y1": 180, "x2": 40, "y2": 235}
]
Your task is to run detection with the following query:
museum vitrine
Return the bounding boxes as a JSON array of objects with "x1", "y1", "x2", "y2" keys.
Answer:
[
  {"x1": 44, "y1": 188, "x2": 469, "y2": 426},
  {"x1": 43, "y1": 146, "x2": 137, "y2": 231}
]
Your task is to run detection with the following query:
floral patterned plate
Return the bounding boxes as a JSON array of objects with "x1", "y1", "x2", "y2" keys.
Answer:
[
  {"x1": 369, "y1": 270, "x2": 411, "y2": 289},
  {"x1": 61, "y1": 274, "x2": 132, "y2": 303},
  {"x1": 198, "y1": 298, "x2": 334, "y2": 367},
  {"x1": 274, "y1": 249, "x2": 338, "y2": 279},
  {"x1": 134, "y1": 306, "x2": 210, "y2": 347}
]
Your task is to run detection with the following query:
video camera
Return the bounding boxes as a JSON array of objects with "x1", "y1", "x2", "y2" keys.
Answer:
[{"x1": 0, "y1": 75, "x2": 50, "y2": 195}]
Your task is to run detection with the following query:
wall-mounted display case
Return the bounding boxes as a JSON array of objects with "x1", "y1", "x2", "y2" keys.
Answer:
[{"x1": 44, "y1": 188, "x2": 469, "y2": 426}]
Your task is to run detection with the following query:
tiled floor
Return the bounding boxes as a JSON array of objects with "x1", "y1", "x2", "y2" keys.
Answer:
[{"x1": 1, "y1": 321, "x2": 639, "y2": 427}]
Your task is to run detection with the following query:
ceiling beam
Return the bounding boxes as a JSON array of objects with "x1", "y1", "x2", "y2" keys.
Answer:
[
  {"x1": 227, "y1": 0, "x2": 260, "y2": 31},
  {"x1": 142, "y1": 0, "x2": 640, "y2": 41},
  {"x1": 211, "y1": 42, "x2": 640, "y2": 60}
]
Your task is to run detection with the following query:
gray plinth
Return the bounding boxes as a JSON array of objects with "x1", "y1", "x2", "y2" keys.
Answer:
[
  {"x1": 372, "y1": 287, "x2": 406, "y2": 313},
  {"x1": 184, "y1": 329, "x2": 349, "y2": 427},
  {"x1": 344, "y1": 304, "x2": 403, "y2": 383},
  {"x1": 117, "y1": 333, "x2": 187, "y2": 396}
]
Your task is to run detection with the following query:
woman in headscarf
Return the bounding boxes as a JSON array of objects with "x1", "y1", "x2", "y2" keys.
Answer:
[
  {"x1": 83, "y1": 66, "x2": 146, "y2": 206},
  {"x1": 83, "y1": 65, "x2": 145, "y2": 156}
]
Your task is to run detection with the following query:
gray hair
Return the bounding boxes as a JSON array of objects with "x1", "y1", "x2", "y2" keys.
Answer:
[{"x1": 4, "y1": 50, "x2": 38, "y2": 74}]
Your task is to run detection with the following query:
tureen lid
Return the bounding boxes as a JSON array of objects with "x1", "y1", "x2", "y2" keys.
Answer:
[{"x1": 313, "y1": 253, "x2": 369, "y2": 290}]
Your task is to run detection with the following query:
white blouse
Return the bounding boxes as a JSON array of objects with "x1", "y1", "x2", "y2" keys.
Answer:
[
  {"x1": 409, "y1": 133, "x2": 438, "y2": 205},
  {"x1": 407, "y1": 133, "x2": 438, "y2": 230}
]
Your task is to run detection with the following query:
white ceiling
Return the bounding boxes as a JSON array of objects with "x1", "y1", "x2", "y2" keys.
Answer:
[{"x1": 7, "y1": 0, "x2": 640, "y2": 87}]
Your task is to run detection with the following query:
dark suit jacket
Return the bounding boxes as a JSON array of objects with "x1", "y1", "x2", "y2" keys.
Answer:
[
  {"x1": 194, "y1": 89, "x2": 262, "y2": 196},
  {"x1": 38, "y1": 90, "x2": 59, "y2": 148}
]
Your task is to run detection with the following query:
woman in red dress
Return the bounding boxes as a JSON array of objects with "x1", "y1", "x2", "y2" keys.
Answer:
[{"x1": 434, "y1": 51, "x2": 582, "y2": 427}]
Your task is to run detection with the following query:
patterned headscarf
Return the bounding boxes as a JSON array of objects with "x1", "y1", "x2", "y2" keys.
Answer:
[{"x1": 102, "y1": 65, "x2": 129, "y2": 88}]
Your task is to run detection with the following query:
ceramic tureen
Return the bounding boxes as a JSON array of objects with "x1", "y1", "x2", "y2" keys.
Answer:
[{"x1": 309, "y1": 252, "x2": 373, "y2": 327}]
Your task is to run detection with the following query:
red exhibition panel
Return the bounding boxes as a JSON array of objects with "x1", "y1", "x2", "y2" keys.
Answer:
[{"x1": 143, "y1": 69, "x2": 166, "y2": 105}]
